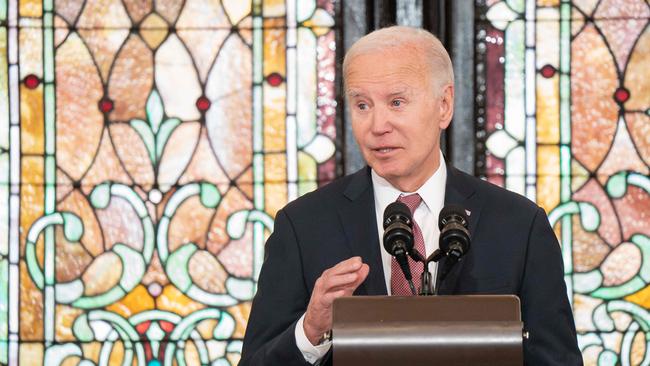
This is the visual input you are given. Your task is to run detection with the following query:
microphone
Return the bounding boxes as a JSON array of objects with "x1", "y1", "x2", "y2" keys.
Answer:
[
  {"x1": 438, "y1": 205, "x2": 471, "y2": 260},
  {"x1": 436, "y1": 205, "x2": 471, "y2": 286},
  {"x1": 383, "y1": 201, "x2": 417, "y2": 295}
]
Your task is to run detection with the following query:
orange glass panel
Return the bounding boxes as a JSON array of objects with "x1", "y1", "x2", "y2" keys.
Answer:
[
  {"x1": 55, "y1": 33, "x2": 104, "y2": 181},
  {"x1": 20, "y1": 260, "x2": 43, "y2": 340},
  {"x1": 20, "y1": 85, "x2": 44, "y2": 155},
  {"x1": 156, "y1": 285, "x2": 206, "y2": 316},
  {"x1": 571, "y1": 25, "x2": 618, "y2": 173},
  {"x1": 108, "y1": 35, "x2": 154, "y2": 122},
  {"x1": 55, "y1": 305, "x2": 83, "y2": 342},
  {"x1": 122, "y1": 0, "x2": 153, "y2": 23},
  {"x1": 105, "y1": 284, "x2": 155, "y2": 318}
]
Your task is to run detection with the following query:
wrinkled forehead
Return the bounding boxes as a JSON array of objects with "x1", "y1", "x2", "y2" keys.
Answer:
[{"x1": 345, "y1": 51, "x2": 430, "y2": 88}]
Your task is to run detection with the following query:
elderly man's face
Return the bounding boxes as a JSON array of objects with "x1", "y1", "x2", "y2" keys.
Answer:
[{"x1": 346, "y1": 48, "x2": 454, "y2": 192}]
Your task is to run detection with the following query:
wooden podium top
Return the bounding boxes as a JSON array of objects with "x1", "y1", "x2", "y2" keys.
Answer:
[{"x1": 332, "y1": 295, "x2": 523, "y2": 366}]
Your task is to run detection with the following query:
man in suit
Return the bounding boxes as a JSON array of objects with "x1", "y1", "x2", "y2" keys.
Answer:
[{"x1": 240, "y1": 26, "x2": 582, "y2": 365}]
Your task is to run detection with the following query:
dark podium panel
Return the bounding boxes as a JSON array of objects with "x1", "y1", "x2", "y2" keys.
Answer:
[{"x1": 332, "y1": 295, "x2": 523, "y2": 366}]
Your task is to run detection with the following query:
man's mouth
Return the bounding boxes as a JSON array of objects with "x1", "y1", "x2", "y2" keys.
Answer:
[{"x1": 372, "y1": 147, "x2": 400, "y2": 155}]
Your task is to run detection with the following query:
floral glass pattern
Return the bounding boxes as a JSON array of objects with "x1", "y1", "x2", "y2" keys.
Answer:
[
  {"x1": 0, "y1": 0, "x2": 339, "y2": 364},
  {"x1": 476, "y1": 0, "x2": 650, "y2": 364}
]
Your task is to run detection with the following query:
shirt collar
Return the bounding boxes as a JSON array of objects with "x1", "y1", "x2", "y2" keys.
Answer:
[{"x1": 371, "y1": 150, "x2": 447, "y2": 215}]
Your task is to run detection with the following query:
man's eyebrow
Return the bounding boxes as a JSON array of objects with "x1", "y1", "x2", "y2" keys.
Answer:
[
  {"x1": 346, "y1": 89, "x2": 366, "y2": 98},
  {"x1": 387, "y1": 88, "x2": 410, "y2": 97}
]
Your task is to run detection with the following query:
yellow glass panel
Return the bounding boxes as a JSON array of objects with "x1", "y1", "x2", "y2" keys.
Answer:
[
  {"x1": 264, "y1": 153, "x2": 286, "y2": 182},
  {"x1": 537, "y1": 145, "x2": 560, "y2": 176},
  {"x1": 298, "y1": 152, "x2": 317, "y2": 195},
  {"x1": 625, "y1": 284, "x2": 650, "y2": 309},
  {"x1": 537, "y1": 145, "x2": 560, "y2": 214},
  {"x1": 537, "y1": 175, "x2": 560, "y2": 215},
  {"x1": 107, "y1": 341, "x2": 125, "y2": 365},
  {"x1": 298, "y1": 151, "x2": 316, "y2": 181},
  {"x1": 263, "y1": 84, "x2": 286, "y2": 151},
  {"x1": 105, "y1": 284, "x2": 155, "y2": 318},
  {"x1": 20, "y1": 182, "x2": 44, "y2": 252},
  {"x1": 156, "y1": 285, "x2": 206, "y2": 316},
  {"x1": 537, "y1": 0, "x2": 559, "y2": 5},
  {"x1": 55, "y1": 305, "x2": 83, "y2": 342},
  {"x1": 140, "y1": 13, "x2": 169, "y2": 49},
  {"x1": 19, "y1": 0, "x2": 42, "y2": 18},
  {"x1": 570, "y1": 158, "x2": 590, "y2": 193},
  {"x1": 81, "y1": 343, "x2": 102, "y2": 363},
  {"x1": 184, "y1": 341, "x2": 201, "y2": 365},
  {"x1": 21, "y1": 156, "x2": 44, "y2": 185},
  {"x1": 20, "y1": 260, "x2": 43, "y2": 340},
  {"x1": 263, "y1": 19, "x2": 286, "y2": 78},
  {"x1": 227, "y1": 301, "x2": 251, "y2": 338},
  {"x1": 536, "y1": 75, "x2": 560, "y2": 144},
  {"x1": 265, "y1": 181, "x2": 287, "y2": 218},
  {"x1": 21, "y1": 85, "x2": 45, "y2": 154},
  {"x1": 263, "y1": 0, "x2": 286, "y2": 17},
  {"x1": 264, "y1": 153, "x2": 287, "y2": 213},
  {"x1": 61, "y1": 356, "x2": 82, "y2": 366},
  {"x1": 19, "y1": 342, "x2": 43, "y2": 365}
]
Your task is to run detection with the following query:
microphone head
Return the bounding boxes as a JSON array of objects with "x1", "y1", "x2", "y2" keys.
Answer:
[
  {"x1": 382, "y1": 201, "x2": 414, "y2": 256},
  {"x1": 438, "y1": 204, "x2": 471, "y2": 258},
  {"x1": 383, "y1": 201, "x2": 411, "y2": 229},
  {"x1": 438, "y1": 204, "x2": 468, "y2": 230}
]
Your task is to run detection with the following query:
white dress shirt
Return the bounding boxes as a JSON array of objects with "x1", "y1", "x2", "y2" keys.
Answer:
[{"x1": 295, "y1": 152, "x2": 448, "y2": 364}]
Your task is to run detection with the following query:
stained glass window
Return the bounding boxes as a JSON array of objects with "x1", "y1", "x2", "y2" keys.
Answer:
[
  {"x1": 476, "y1": 0, "x2": 650, "y2": 364},
  {"x1": 0, "y1": 0, "x2": 339, "y2": 364}
]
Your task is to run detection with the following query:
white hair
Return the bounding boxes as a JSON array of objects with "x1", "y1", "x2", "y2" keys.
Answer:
[{"x1": 343, "y1": 26, "x2": 454, "y2": 93}]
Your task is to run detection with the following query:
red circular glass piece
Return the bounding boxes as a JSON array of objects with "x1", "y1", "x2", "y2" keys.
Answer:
[
  {"x1": 196, "y1": 96, "x2": 211, "y2": 111},
  {"x1": 99, "y1": 98, "x2": 114, "y2": 113},
  {"x1": 267, "y1": 72, "x2": 284, "y2": 87},
  {"x1": 614, "y1": 87, "x2": 630, "y2": 103},
  {"x1": 24, "y1": 74, "x2": 40, "y2": 89},
  {"x1": 540, "y1": 65, "x2": 556, "y2": 78}
]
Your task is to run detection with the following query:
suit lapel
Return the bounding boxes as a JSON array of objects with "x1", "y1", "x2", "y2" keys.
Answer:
[
  {"x1": 436, "y1": 164, "x2": 484, "y2": 294},
  {"x1": 338, "y1": 168, "x2": 387, "y2": 296}
]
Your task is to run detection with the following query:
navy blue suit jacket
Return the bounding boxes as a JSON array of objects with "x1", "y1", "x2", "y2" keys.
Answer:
[{"x1": 240, "y1": 165, "x2": 582, "y2": 365}]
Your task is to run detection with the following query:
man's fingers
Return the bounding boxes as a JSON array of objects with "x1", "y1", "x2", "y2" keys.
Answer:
[
  {"x1": 319, "y1": 264, "x2": 370, "y2": 296},
  {"x1": 328, "y1": 256, "x2": 363, "y2": 275},
  {"x1": 321, "y1": 272, "x2": 359, "y2": 290},
  {"x1": 353, "y1": 263, "x2": 370, "y2": 286}
]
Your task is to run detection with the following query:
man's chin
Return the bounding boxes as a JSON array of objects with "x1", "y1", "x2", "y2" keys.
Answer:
[{"x1": 371, "y1": 165, "x2": 403, "y2": 181}]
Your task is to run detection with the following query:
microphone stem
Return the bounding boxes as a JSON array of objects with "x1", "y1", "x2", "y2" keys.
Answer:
[{"x1": 408, "y1": 280, "x2": 417, "y2": 296}]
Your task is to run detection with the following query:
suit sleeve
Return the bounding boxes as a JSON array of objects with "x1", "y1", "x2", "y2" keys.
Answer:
[
  {"x1": 520, "y1": 207, "x2": 583, "y2": 365},
  {"x1": 240, "y1": 209, "x2": 313, "y2": 366}
]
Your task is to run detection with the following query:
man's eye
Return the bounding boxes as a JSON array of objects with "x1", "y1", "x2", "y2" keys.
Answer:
[
  {"x1": 357, "y1": 103, "x2": 368, "y2": 110},
  {"x1": 391, "y1": 99, "x2": 404, "y2": 107}
]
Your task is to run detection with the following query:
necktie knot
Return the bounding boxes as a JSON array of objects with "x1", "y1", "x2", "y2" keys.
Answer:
[{"x1": 397, "y1": 193, "x2": 422, "y2": 215}]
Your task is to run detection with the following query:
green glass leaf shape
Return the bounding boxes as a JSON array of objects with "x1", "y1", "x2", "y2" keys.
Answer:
[
  {"x1": 130, "y1": 119, "x2": 156, "y2": 164},
  {"x1": 146, "y1": 89, "x2": 164, "y2": 133}
]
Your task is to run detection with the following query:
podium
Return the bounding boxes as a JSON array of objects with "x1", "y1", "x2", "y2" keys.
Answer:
[{"x1": 332, "y1": 295, "x2": 524, "y2": 366}]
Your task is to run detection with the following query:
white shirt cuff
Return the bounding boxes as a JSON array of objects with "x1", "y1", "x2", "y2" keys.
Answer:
[{"x1": 295, "y1": 313, "x2": 332, "y2": 365}]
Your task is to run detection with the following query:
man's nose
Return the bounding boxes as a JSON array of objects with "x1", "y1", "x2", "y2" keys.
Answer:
[{"x1": 370, "y1": 108, "x2": 392, "y2": 135}]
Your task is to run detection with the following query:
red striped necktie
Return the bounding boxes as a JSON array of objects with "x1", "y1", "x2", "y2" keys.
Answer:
[{"x1": 390, "y1": 193, "x2": 426, "y2": 296}]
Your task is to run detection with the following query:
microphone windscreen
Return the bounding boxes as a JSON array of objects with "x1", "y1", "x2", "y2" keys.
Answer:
[
  {"x1": 383, "y1": 201, "x2": 411, "y2": 228},
  {"x1": 438, "y1": 204, "x2": 468, "y2": 230}
]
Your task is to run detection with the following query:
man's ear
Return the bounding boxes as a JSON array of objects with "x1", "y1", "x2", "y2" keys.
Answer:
[{"x1": 439, "y1": 84, "x2": 454, "y2": 130}]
